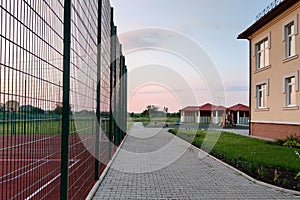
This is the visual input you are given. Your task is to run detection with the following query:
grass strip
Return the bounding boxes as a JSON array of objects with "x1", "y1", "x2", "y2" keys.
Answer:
[{"x1": 169, "y1": 129, "x2": 300, "y2": 190}]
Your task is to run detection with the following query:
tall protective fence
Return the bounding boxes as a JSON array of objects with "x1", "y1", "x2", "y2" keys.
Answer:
[{"x1": 0, "y1": 0, "x2": 127, "y2": 199}]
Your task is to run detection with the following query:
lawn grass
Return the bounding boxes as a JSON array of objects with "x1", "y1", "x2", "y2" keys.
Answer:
[
  {"x1": 130, "y1": 117, "x2": 179, "y2": 126},
  {"x1": 170, "y1": 129, "x2": 300, "y2": 190},
  {"x1": 0, "y1": 120, "x2": 62, "y2": 134},
  {"x1": 0, "y1": 116, "x2": 127, "y2": 135},
  {"x1": 0, "y1": 118, "x2": 89, "y2": 135}
]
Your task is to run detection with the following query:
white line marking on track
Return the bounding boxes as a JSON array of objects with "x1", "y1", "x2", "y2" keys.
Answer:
[
  {"x1": 0, "y1": 135, "x2": 60, "y2": 151},
  {"x1": 0, "y1": 160, "x2": 49, "y2": 184},
  {"x1": 0, "y1": 158, "x2": 62, "y2": 162},
  {"x1": 24, "y1": 159, "x2": 80, "y2": 200}
]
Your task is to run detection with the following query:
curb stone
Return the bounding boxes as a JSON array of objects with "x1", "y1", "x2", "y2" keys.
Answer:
[{"x1": 86, "y1": 134, "x2": 129, "y2": 200}]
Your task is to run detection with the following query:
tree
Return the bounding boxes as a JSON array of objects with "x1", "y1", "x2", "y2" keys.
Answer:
[
  {"x1": 53, "y1": 103, "x2": 63, "y2": 115},
  {"x1": 140, "y1": 105, "x2": 159, "y2": 117},
  {"x1": 163, "y1": 107, "x2": 168, "y2": 113}
]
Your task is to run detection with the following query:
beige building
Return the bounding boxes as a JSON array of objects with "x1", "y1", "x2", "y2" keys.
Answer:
[{"x1": 238, "y1": 0, "x2": 300, "y2": 139}]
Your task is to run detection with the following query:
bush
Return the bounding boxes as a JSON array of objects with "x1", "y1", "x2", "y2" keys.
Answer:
[
  {"x1": 168, "y1": 129, "x2": 178, "y2": 135},
  {"x1": 282, "y1": 135, "x2": 300, "y2": 148},
  {"x1": 274, "y1": 138, "x2": 286, "y2": 146},
  {"x1": 295, "y1": 172, "x2": 300, "y2": 180}
]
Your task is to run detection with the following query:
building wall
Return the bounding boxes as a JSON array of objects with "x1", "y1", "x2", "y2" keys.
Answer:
[
  {"x1": 250, "y1": 2, "x2": 300, "y2": 138},
  {"x1": 180, "y1": 111, "x2": 197, "y2": 123},
  {"x1": 251, "y1": 122, "x2": 300, "y2": 140}
]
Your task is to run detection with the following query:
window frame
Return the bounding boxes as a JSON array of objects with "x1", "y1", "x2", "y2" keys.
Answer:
[
  {"x1": 255, "y1": 80, "x2": 269, "y2": 110},
  {"x1": 255, "y1": 37, "x2": 270, "y2": 70},
  {"x1": 285, "y1": 76, "x2": 296, "y2": 106},
  {"x1": 285, "y1": 22, "x2": 296, "y2": 58},
  {"x1": 283, "y1": 15, "x2": 298, "y2": 60},
  {"x1": 283, "y1": 70, "x2": 299, "y2": 107}
]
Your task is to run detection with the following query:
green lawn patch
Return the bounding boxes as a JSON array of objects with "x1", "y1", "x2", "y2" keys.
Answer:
[
  {"x1": 130, "y1": 117, "x2": 179, "y2": 126},
  {"x1": 0, "y1": 118, "x2": 94, "y2": 135},
  {"x1": 169, "y1": 129, "x2": 300, "y2": 191}
]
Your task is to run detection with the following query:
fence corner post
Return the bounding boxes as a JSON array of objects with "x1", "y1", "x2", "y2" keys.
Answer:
[{"x1": 60, "y1": 0, "x2": 72, "y2": 199}]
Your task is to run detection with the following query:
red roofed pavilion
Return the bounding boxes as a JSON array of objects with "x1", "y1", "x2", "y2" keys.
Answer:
[
  {"x1": 180, "y1": 103, "x2": 249, "y2": 125},
  {"x1": 228, "y1": 104, "x2": 249, "y2": 124}
]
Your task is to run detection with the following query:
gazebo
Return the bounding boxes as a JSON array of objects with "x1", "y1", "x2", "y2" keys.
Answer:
[
  {"x1": 180, "y1": 103, "x2": 228, "y2": 124},
  {"x1": 228, "y1": 103, "x2": 249, "y2": 124},
  {"x1": 179, "y1": 106, "x2": 201, "y2": 123}
]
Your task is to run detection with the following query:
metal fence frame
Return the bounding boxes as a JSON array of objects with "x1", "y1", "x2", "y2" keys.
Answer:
[{"x1": 0, "y1": 0, "x2": 127, "y2": 199}]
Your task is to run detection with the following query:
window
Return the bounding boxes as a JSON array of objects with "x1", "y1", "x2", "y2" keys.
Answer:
[
  {"x1": 285, "y1": 22, "x2": 296, "y2": 58},
  {"x1": 256, "y1": 84, "x2": 267, "y2": 108},
  {"x1": 255, "y1": 38, "x2": 269, "y2": 69},
  {"x1": 285, "y1": 76, "x2": 296, "y2": 106},
  {"x1": 283, "y1": 71, "x2": 299, "y2": 108}
]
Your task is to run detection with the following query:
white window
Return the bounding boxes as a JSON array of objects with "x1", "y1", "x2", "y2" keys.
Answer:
[
  {"x1": 283, "y1": 71, "x2": 299, "y2": 108},
  {"x1": 285, "y1": 76, "x2": 296, "y2": 106},
  {"x1": 285, "y1": 22, "x2": 296, "y2": 58},
  {"x1": 256, "y1": 84, "x2": 267, "y2": 108},
  {"x1": 255, "y1": 38, "x2": 269, "y2": 69}
]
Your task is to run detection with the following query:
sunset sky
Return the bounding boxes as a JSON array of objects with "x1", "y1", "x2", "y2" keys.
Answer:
[{"x1": 110, "y1": 0, "x2": 272, "y2": 112}]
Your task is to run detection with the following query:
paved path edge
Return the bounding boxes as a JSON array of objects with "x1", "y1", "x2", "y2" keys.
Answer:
[
  {"x1": 86, "y1": 134, "x2": 129, "y2": 200},
  {"x1": 171, "y1": 131, "x2": 300, "y2": 196}
]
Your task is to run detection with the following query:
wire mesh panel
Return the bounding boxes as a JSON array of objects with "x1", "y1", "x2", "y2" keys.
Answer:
[
  {"x1": 0, "y1": 1, "x2": 64, "y2": 199},
  {"x1": 0, "y1": 0, "x2": 127, "y2": 199},
  {"x1": 114, "y1": 39, "x2": 121, "y2": 145},
  {"x1": 120, "y1": 55, "x2": 127, "y2": 139},
  {"x1": 68, "y1": 0, "x2": 98, "y2": 199},
  {"x1": 108, "y1": 8, "x2": 116, "y2": 160},
  {"x1": 98, "y1": 0, "x2": 112, "y2": 176}
]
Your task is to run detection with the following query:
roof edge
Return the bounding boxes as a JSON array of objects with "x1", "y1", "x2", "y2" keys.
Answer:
[{"x1": 238, "y1": 0, "x2": 299, "y2": 39}]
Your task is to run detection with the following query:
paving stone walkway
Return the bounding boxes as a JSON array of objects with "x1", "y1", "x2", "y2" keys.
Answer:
[{"x1": 93, "y1": 123, "x2": 299, "y2": 199}]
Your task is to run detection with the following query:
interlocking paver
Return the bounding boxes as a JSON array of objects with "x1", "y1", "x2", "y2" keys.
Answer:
[{"x1": 93, "y1": 123, "x2": 299, "y2": 199}]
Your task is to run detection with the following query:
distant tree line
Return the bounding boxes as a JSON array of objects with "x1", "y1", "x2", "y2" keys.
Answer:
[{"x1": 130, "y1": 105, "x2": 180, "y2": 118}]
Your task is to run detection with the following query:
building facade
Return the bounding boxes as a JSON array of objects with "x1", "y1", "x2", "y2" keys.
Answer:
[
  {"x1": 238, "y1": 0, "x2": 300, "y2": 139},
  {"x1": 228, "y1": 104, "x2": 250, "y2": 125},
  {"x1": 180, "y1": 103, "x2": 249, "y2": 125}
]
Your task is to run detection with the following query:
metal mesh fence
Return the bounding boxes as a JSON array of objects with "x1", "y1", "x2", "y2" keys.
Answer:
[
  {"x1": 114, "y1": 38, "x2": 121, "y2": 146},
  {"x1": 0, "y1": 1, "x2": 64, "y2": 199},
  {"x1": 68, "y1": 0, "x2": 98, "y2": 199},
  {"x1": 0, "y1": 0, "x2": 127, "y2": 199},
  {"x1": 98, "y1": 0, "x2": 112, "y2": 176}
]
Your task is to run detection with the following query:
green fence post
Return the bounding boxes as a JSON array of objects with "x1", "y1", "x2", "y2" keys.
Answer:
[
  {"x1": 60, "y1": 0, "x2": 72, "y2": 199},
  {"x1": 11, "y1": 112, "x2": 16, "y2": 134},
  {"x1": 125, "y1": 67, "x2": 128, "y2": 135},
  {"x1": 35, "y1": 113, "x2": 39, "y2": 133},
  {"x1": 94, "y1": 0, "x2": 102, "y2": 181},
  {"x1": 109, "y1": 7, "x2": 115, "y2": 158}
]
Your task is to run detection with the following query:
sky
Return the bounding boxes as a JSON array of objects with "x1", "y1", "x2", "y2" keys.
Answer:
[{"x1": 110, "y1": 0, "x2": 272, "y2": 113}]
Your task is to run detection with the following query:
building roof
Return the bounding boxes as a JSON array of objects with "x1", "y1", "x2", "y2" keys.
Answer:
[
  {"x1": 228, "y1": 103, "x2": 249, "y2": 112},
  {"x1": 213, "y1": 105, "x2": 227, "y2": 111},
  {"x1": 180, "y1": 103, "x2": 248, "y2": 112},
  {"x1": 179, "y1": 106, "x2": 201, "y2": 111},
  {"x1": 180, "y1": 103, "x2": 229, "y2": 112},
  {"x1": 199, "y1": 103, "x2": 227, "y2": 111},
  {"x1": 238, "y1": 0, "x2": 298, "y2": 39},
  {"x1": 199, "y1": 103, "x2": 215, "y2": 111}
]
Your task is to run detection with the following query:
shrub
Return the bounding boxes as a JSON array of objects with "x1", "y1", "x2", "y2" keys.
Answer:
[
  {"x1": 274, "y1": 138, "x2": 286, "y2": 146},
  {"x1": 195, "y1": 130, "x2": 206, "y2": 138},
  {"x1": 274, "y1": 135, "x2": 300, "y2": 148},
  {"x1": 283, "y1": 135, "x2": 300, "y2": 148},
  {"x1": 168, "y1": 129, "x2": 178, "y2": 135},
  {"x1": 295, "y1": 172, "x2": 300, "y2": 180},
  {"x1": 257, "y1": 166, "x2": 268, "y2": 179}
]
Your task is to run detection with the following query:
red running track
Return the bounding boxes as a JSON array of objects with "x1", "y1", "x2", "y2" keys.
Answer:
[{"x1": 0, "y1": 134, "x2": 113, "y2": 199}]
